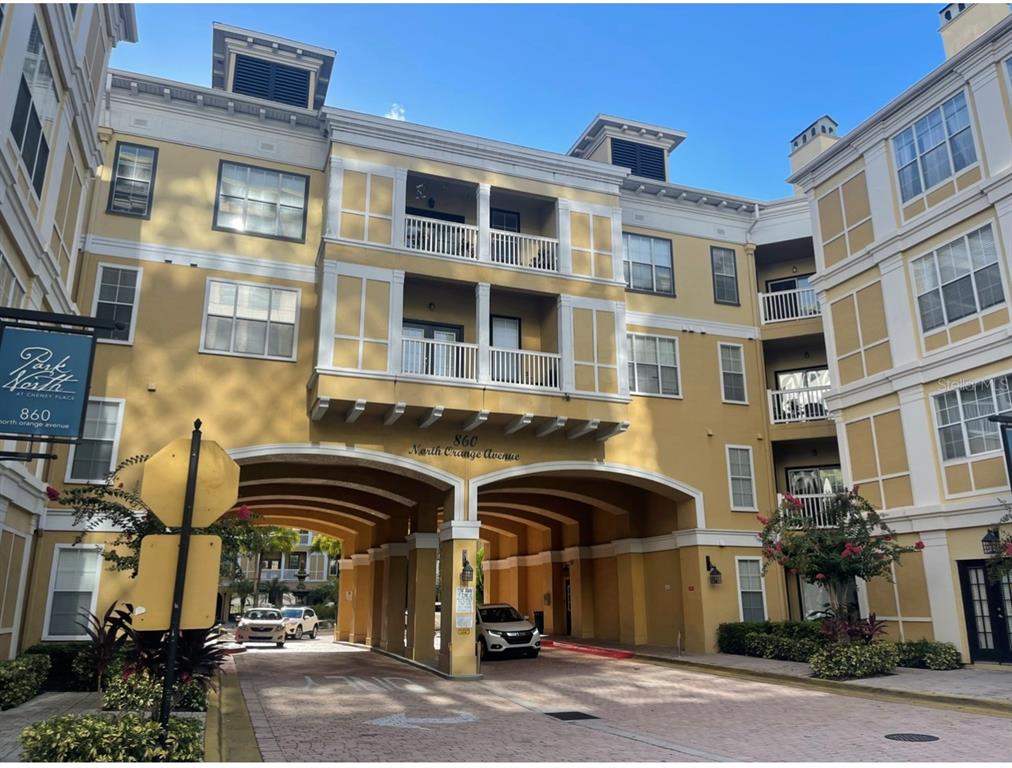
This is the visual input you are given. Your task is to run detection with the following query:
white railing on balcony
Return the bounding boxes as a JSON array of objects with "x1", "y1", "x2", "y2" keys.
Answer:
[
  {"x1": 490, "y1": 230, "x2": 559, "y2": 272},
  {"x1": 401, "y1": 337, "x2": 478, "y2": 381},
  {"x1": 777, "y1": 493, "x2": 838, "y2": 528},
  {"x1": 490, "y1": 348, "x2": 561, "y2": 389},
  {"x1": 759, "y1": 287, "x2": 820, "y2": 324},
  {"x1": 258, "y1": 568, "x2": 327, "y2": 582},
  {"x1": 403, "y1": 214, "x2": 479, "y2": 260},
  {"x1": 768, "y1": 385, "x2": 831, "y2": 424}
]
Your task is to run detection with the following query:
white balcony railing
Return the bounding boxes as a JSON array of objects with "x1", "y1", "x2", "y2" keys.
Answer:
[
  {"x1": 401, "y1": 337, "x2": 479, "y2": 381},
  {"x1": 490, "y1": 230, "x2": 559, "y2": 272},
  {"x1": 490, "y1": 347, "x2": 561, "y2": 389},
  {"x1": 768, "y1": 386, "x2": 831, "y2": 424},
  {"x1": 777, "y1": 493, "x2": 838, "y2": 528},
  {"x1": 759, "y1": 287, "x2": 820, "y2": 324},
  {"x1": 257, "y1": 568, "x2": 327, "y2": 582},
  {"x1": 403, "y1": 214, "x2": 479, "y2": 260}
]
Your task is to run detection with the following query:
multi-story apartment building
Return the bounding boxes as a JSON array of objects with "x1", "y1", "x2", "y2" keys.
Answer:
[
  {"x1": 0, "y1": 4, "x2": 136, "y2": 660},
  {"x1": 5, "y1": 3, "x2": 1010, "y2": 676}
]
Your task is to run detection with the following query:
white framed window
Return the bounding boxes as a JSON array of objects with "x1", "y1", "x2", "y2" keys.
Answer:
[
  {"x1": 626, "y1": 333, "x2": 680, "y2": 397},
  {"x1": 42, "y1": 544, "x2": 102, "y2": 640},
  {"x1": 200, "y1": 279, "x2": 299, "y2": 361},
  {"x1": 92, "y1": 265, "x2": 142, "y2": 344},
  {"x1": 892, "y1": 91, "x2": 978, "y2": 205},
  {"x1": 66, "y1": 398, "x2": 124, "y2": 483},
  {"x1": 726, "y1": 445, "x2": 757, "y2": 511},
  {"x1": 107, "y1": 142, "x2": 158, "y2": 218},
  {"x1": 933, "y1": 374, "x2": 1012, "y2": 461},
  {"x1": 10, "y1": 18, "x2": 59, "y2": 197},
  {"x1": 911, "y1": 224, "x2": 1003, "y2": 334},
  {"x1": 214, "y1": 161, "x2": 309, "y2": 242},
  {"x1": 622, "y1": 233, "x2": 673, "y2": 294},
  {"x1": 735, "y1": 557, "x2": 767, "y2": 623},
  {"x1": 0, "y1": 254, "x2": 26, "y2": 308},
  {"x1": 711, "y1": 246, "x2": 740, "y2": 305},
  {"x1": 718, "y1": 342, "x2": 747, "y2": 404}
]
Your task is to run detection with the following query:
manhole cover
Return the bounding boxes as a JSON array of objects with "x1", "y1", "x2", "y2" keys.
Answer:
[
  {"x1": 884, "y1": 734, "x2": 939, "y2": 743},
  {"x1": 546, "y1": 711, "x2": 599, "y2": 721}
]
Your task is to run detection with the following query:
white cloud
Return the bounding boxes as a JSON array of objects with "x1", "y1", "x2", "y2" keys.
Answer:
[{"x1": 384, "y1": 103, "x2": 406, "y2": 121}]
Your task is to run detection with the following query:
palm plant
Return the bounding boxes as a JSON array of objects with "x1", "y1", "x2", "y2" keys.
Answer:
[
  {"x1": 245, "y1": 527, "x2": 299, "y2": 606},
  {"x1": 231, "y1": 577, "x2": 255, "y2": 615},
  {"x1": 261, "y1": 577, "x2": 290, "y2": 608},
  {"x1": 75, "y1": 602, "x2": 133, "y2": 693}
]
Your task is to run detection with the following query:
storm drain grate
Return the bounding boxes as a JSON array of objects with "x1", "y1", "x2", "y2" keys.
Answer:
[
  {"x1": 546, "y1": 711, "x2": 599, "y2": 721},
  {"x1": 884, "y1": 734, "x2": 939, "y2": 743}
]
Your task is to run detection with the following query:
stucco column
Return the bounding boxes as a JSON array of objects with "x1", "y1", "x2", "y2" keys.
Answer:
[
  {"x1": 556, "y1": 199, "x2": 573, "y2": 275},
  {"x1": 325, "y1": 155, "x2": 343, "y2": 239},
  {"x1": 558, "y1": 295, "x2": 576, "y2": 393},
  {"x1": 565, "y1": 549, "x2": 595, "y2": 639},
  {"x1": 380, "y1": 543, "x2": 409, "y2": 655},
  {"x1": 919, "y1": 530, "x2": 965, "y2": 656},
  {"x1": 405, "y1": 532, "x2": 438, "y2": 666},
  {"x1": 477, "y1": 183, "x2": 491, "y2": 262},
  {"x1": 614, "y1": 543, "x2": 648, "y2": 646},
  {"x1": 995, "y1": 198, "x2": 1012, "y2": 290},
  {"x1": 388, "y1": 270, "x2": 405, "y2": 374},
  {"x1": 351, "y1": 553, "x2": 372, "y2": 644},
  {"x1": 369, "y1": 548, "x2": 384, "y2": 647},
  {"x1": 969, "y1": 65, "x2": 1012, "y2": 176},
  {"x1": 391, "y1": 167, "x2": 408, "y2": 248},
  {"x1": 879, "y1": 254, "x2": 918, "y2": 368},
  {"x1": 897, "y1": 385, "x2": 942, "y2": 508},
  {"x1": 336, "y1": 558, "x2": 354, "y2": 641},
  {"x1": 476, "y1": 283, "x2": 491, "y2": 384},
  {"x1": 438, "y1": 520, "x2": 481, "y2": 677}
]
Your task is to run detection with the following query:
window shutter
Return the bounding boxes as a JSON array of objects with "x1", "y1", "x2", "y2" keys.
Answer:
[
  {"x1": 232, "y1": 54, "x2": 310, "y2": 109},
  {"x1": 611, "y1": 138, "x2": 666, "y2": 181}
]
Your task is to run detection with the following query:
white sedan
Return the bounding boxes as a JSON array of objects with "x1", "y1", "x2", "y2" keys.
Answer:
[
  {"x1": 281, "y1": 606, "x2": 320, "y2": 639},
  {"x1": 477, "y1": 603, "x2": 540, "y2": 659},
  {"x1": 235, "y1": 608, "x2": 287, "y2": 647}
]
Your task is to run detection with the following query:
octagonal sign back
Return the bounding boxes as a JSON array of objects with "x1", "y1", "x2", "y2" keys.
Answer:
[{"x1": 141, "y1": 437, "x2": 240, "y2": 528}]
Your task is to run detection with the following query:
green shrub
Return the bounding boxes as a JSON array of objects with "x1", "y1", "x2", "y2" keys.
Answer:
[
  {"x1": 745, "y1": 632, "x2": 775, "y2": 658},
  {"x1": 0, "y1": 655, "x2": 50, "y2": 710},
  {"x1": 717, "y1": 621, "x2": 823, "y2": 655},
  {"x1": 20, "y1": 712, "x2": 203, "y2": 762},
  {"x1": 22, "y1": 643, "x2": 92, "y2": 691},
  {"x1": 895, "y1": 640, "x2": 962, "y2": 670},
  {"x1": 743, "y1": 632, "x2": 821, "y2": 662},
  {"x1": 314, "y1": 603, "x2": 336, "y2": 621},
  {"x1": 809, "y1": 641, "x2": 898, "y2": 680},
  {"x1": 103, "y1": 668, "x2": 208, "y2": 713}
]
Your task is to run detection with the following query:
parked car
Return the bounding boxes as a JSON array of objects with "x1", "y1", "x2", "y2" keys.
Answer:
[
  {"x1": 281, "y1": 606, "x2": 319, "y2": 639},
  {"x1": 235, "y1": 608, "x2": 287, "y2": 647},
  {"x1": 476, "y1": 603, "x2": 540, "y2": 660}
]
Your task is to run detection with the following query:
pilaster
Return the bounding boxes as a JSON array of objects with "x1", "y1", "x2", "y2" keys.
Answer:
[
  {"x1": 558, "y1": 295, "x2": 576, "y2": 393},
  {"x1": 918, "y1": 530, "x2": 965, "y2": 655},
  {"x1": 897, "y1": 385, "x2": 942, "y2": 508},
  {"x1": 325, "y1": 155, "x2": 343, "y2": 239},
  {"x1": 477, "y1": 183, "x2": 491, "y2": 262},
  {"x1": 391, "y1": 167, "x2": 408, "y2": 248},
  {"x1": 556, "y1": 199, "x2": 573, "y2": 275},
  {"x1": 476, "y1": 282, "x2": 491, "y2": 384},
  {"x1": 388, "y1": 269, "x2": 405, "y2": 373},
  {"x1": 968, "y1": 65, "x2": 1012, "y2": 177},
  {"x1": 879, "y1": 253, "x2": 918, "y2": 368},
  {"x1": 861, "y1": 140, "x2": 898, "y2": 243},
  {"x1": 405, "y1": 532, "x2": 438, "y2": 665}
]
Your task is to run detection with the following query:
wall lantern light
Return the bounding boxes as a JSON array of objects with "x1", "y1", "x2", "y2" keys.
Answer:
[
  {"x1": 705, "y1": 555, "x2": 722, "y2": 585},
  {"x1": 460, "y1": 550, "x2": 474, "y2": 585},
  {"x1": 982, "y1": 528, "x2": 1001, "y2": 556}
]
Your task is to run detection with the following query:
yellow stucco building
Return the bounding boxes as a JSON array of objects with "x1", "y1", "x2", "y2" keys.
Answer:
[{"x1": 4, "y1": 3, "x2": 1012, "y2": 676}]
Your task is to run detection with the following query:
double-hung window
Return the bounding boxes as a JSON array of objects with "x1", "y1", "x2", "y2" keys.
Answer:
[
  {"x1": 67, "y1": 400, "x2": 123, "y2": 483},
  {"x1": 214, "y1": 161, "x2": 308, "y2": 241},
  {"x1": 711, "y1": 246, "x2": 740, "y2": 305},
  {"x1": 44, "y1": 546, "x2": 101, "y2": 639},
  {"x1": 107, "y1": 143, "x2": 158, "y2": 217},
  {"x1": 726, "y1": 446, "x2": 757, "y2": 511},
  {"x1": 719, "y1": 343, "x2": 747, "y2": 403},
  {"x1": 622, "y1": 233, "x2": 673, "y2": 294},
  {"x1": 202, "y1": 280, "x2": 299, "y2": 360},
  {"x1": 94, "y1": 265, "x2": 141, "y2": 343},
  {"x1": 11, "y1": 19, "x2": 59, "y2": 197},
  {"x1": 933, "y1": 374, "x2": 1012, "y2": 460},
  {"x1": 0, "y1": 255, "x2": 26, "y2": 308},
  {"x1": 627, "y1": 334, "x2": 680, "y2": 396},
  {"x1": 911, "y1": 224, "x2": 1003, "y2": 333},
  {"x1": 736, "y1": 558, "x2": 766, "y2": 622},
  {"x1": 893, "y1": 92, "x2": 977, "y2": 204}
]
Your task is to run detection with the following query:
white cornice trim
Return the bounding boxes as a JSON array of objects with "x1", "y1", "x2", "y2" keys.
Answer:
[
  {"x1": 625, "y1": 311, "x2": 759, "y2": 341},
  {"x1": 40, "y1": 509, "x2": 123, "y2": 533},
  {"x1": 0, "y1": 464, "x2": 47, "y2": 518},
  {"x1": 672, "y1": 528, "x2": 762, "y2": 549}
]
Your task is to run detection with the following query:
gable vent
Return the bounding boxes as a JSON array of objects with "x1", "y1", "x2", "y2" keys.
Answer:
[
  {"x1": 232, "y1": 54, "x2": 310, "y2": 109},
  {"x1": 611, "y1": 138, "x2": 666, "y2": 181}
]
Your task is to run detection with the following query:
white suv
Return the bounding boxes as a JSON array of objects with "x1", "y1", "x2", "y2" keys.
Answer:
[
  {"x1": 281, "y1": 606, "x2": 319, "y2": 639},
  {"x1": 476, "y1": 603, "x2": 540, "y2": 659}
]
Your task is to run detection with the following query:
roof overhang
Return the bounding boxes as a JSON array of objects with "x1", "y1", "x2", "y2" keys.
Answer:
[
  {"x1": 568, "y1": 114, "x2": 687, "y2": 159},
  {"x1": 620, "y1": 176, "x2": 757, "y2": 215}
]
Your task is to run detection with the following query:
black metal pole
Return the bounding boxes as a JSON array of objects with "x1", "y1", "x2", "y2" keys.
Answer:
[{"x1": 157, "y1": 419, "x2": 202, "y2": 732}]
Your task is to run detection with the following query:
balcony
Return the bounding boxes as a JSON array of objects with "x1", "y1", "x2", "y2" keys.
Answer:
[
  {"x1": 777, "y1": 493, "x2": 838, "y2": 528},
  {"x1": 404, "y1": 214, "x2": 479, "y2": 260},
  {"x1": 399, "y1": 337, "x2": 561, "y2": 390},
  {"x1": 768, "y1": 386, "x2": 831, "y2": 424},
  {"x1": 759, "y1": 287, "x2": 820, "y2": 324}
]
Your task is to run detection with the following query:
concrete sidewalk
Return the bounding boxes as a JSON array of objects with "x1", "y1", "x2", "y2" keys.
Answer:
[{"x1": 0, "y1": 692, "x2": 99, "y2": 761}]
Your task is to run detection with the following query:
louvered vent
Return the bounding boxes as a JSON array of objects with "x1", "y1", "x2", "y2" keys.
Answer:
[
  {"x1": 232, "y1": 54, "x2": 310, "y2": 109},
  {"x1": 611, "y1": 138, "x2": 666, "y2": 181}
]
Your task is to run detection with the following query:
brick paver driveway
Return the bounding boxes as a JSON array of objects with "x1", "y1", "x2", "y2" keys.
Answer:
[{"x1": 234, "y1": 638, "x2": 1012, "y2": 762}]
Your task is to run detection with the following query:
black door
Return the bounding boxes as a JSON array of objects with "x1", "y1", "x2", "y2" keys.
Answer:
[{"x1": 957, "y1": 560, "x2": 1012, "y2": 663}]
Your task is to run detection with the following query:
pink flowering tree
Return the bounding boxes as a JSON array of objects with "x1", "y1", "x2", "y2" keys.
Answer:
[{"x1": 757, "y1": 489, "x2": 922, "y2": 620}]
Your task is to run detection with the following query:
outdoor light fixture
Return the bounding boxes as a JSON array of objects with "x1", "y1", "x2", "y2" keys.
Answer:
[
  {"x1": 982, "y1": 528, "x2": 1001, "y2": 556},
  {"x1": 460, "y1": 550, "x2": 474, "y2": 585},
  {"x1": 705, "y1": 555, "x2": 722, "y2": 585}
]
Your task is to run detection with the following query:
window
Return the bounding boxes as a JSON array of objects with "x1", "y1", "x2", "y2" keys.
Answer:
[
  {"x1": 736, "y1": 558, "x2": 766, "y2": 623},
  {"x1": 232, "y1": 54, "x2": 311, "y2": 108},
  {"x1": 627, "y1": 334, "x2": 680, "y2": 396},
  {"x1": 202, "y1": 280, "x2": 299, "y2": 360},
  {"x1": 622, "y1": 233, "x2": 673, "y2": 294},
  {"x1": 107, "y1": 143, "x2": 158, "y2": 217},
  {"x1": 711, "y1": 247, "x2": 739, "y2": 305},
  {"x1": 718, "y1": 343, "x2": 747, "y2": 403},
  {"x1": 10, "y1": 19, "x2": 59, "y2": 197},
  {"x1": 610, "y1": 138, "x2": 666, "y2": 181},
  {"x1": 893, "y1": 92, "x2": 977, "y2": 203},
  {"x1": 911, "y1": 224, "x2": 1002, "y2": 333},
  {"x1": 214, "y1": 161, "x2": 308, "y2": 241},
  {"x1": 67, "y1": 400, "x2": 123, "y2": 483},
  {"x1": 490, "y1": 209, "x2": 520, "y2": 233},
  {"x1": 726, "y1": 446, "x2": 757, "y2": 510},
  {"x1": 44, "y1": 546, "x2": 101, "y2": 639},
  {"x1": 93, "y1": 266, "x2": 141, "y2": 343},
  {"x1": 0, "y1": 255, "x2": 26, "y2": 308},
  {"x1": 933, "y1": 374, "x2": 1012, "y2": 460}
]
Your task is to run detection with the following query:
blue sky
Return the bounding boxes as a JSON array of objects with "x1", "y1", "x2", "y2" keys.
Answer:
[{"x1": 111, "y1": 4, "x2": 949, "y2": 201}]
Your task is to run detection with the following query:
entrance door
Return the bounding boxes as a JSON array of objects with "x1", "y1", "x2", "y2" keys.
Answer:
[
  {"x1": 402, "y1": 322, "x2": 463, "y2": 378},
  {"x1": 957, "y1": 560, "x2": 1012, "y2": 663},
  {"x1": 491, "y1": 315, "x2": 520, "y2": 383}
]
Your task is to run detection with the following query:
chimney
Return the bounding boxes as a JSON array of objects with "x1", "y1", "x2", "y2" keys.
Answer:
[
  {"x1": 939, "y1": 3, "x2": 1009, "y2": 59},
  {"x1": 789, "y1": 116, "x2": 839, "y2": 191}
]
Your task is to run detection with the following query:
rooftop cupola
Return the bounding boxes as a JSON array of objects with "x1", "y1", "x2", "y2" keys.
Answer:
[
  {"x1": 938, "y1": 3, "x2": 1009, "y2": 59},
  {"x1": 211, "y1": 23, "x2": 336, "y2": 110},
  {"x1": 568, "y1": 115, "x2": 686, "y2": 182},
  {"x1": 789, "y1": 115, "x2": 839, "y2": 187}
]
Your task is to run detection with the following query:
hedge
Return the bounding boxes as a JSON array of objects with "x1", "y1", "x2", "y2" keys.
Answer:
[
  {"x1": 744, "y1": 632, "x2": 823, "y2": 663},
  {"x1": 809, "y1": 641, "x2": 898, "y2": 680},
  {"x1": 895, "y1": 640, "x2": 962, "y2": 670},
  {"x1": 0, "y1": 655, "x2": 50, "y2": 710},
  {"x1": 103, "y1": 668, "x2": 208, "y2": 713},
  {"x1": 716, "y1": 621, "x2": 824, "y2": 655},
  {"x1": 20, "y1": 713, "x2": 203, "y2": 762},
  {"x1": 22, "y1": 643, "x2": 94, "y2": 691}
]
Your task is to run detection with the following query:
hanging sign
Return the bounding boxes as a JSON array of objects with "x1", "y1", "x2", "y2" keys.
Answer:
[{"x1": 0, "y1": 325, "x2": 95, "y2": 440}]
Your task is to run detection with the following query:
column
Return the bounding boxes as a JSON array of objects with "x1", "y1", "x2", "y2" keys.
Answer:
[
  {"x1": 614, "y1": 543, "x2": 648, "y2": 645},
  {"x1": 368, "y1": 548, "x2": 384, "y2": 647},
  {"x1": 476, "y1": 282, "x2": 491, "y2": 384},
  {"x1": 336, "y1": 558, "x2": 355, "y2": 641},
  {"x1": 614, "y1": 301, "x2": 629, "y2": 398},
  {"x1": 557, "y1": 295, "x2": 576, "y2": 393},
  {"x1": 388, "y1": 270, "x2": 405, "y2": 374},
  {"x1": 556, "y1": 199, "x2": 573, "y2": 275},
  {"x1": 919, "y1": 530, "x2": 965, "y2": 655},
  {"x1": 969, "y1": 65, "x2": 1012, "y2": 177},
  {"x1": 897, "y1": 385, "x2": 942, "y2": 508},
  {"x1": 610, "y1": 207, "x2": 624, "y2": 283},
  {"x1": 995, "y1": 198, "x2": 1012, "y2": 288},
  {"x1": 351, "y1": 553, "x2": 372, "y2": 644},
  {"x1": 380, "y1": 543, "x2": 409, "y2": 655},
  {"x1": 861, "y1": 140, "x2": 898, "y2": 244},
  {"x1": 391, "y1": 167, "x2": 409, "y2": 248},
  {"x1": 566, "y1": 551, "x2": 594, "y2": 639},
  {"x1": 317, "y1": 260, "x2": 339, "y2": 369},
  {"x1": 477, "y1": 183, "x2": 491, "y2": 262},
  {"x1": 879, "y1": 254, "x2": 918, "y2": 368},
  {"x1": 405, "y1": 531, "x2": 438, "y2": 666},
  {"x1": 325, "y1": 155, "x2": 343, "y2": 239},
  {"x1": 438, "y1": 519, "x2": 482, "y2": 677}
]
